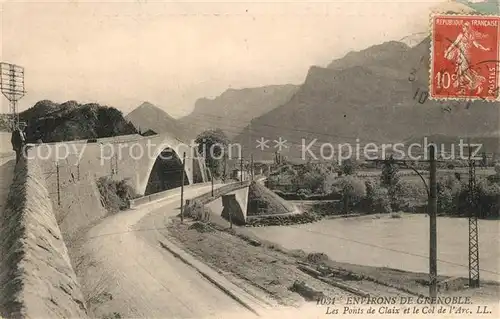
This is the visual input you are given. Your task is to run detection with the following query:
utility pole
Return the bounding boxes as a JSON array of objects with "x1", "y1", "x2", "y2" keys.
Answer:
[
  {"x1": 222, "y1": 152, "x2": 227, "y2": 183},
  {"x1": 180, "y1": 152, "x2": 186, "y2": 223},
  {"x1": 468, "y1": 140, "x2": 480, "y2": 288},
  {"x1": 110, "y1": 155, "x2": 114, "y2": 176},
  {"x1": 248, "y1": 119, "x2": 252, "y2": 181},
  {"x1": 0, "y1": 63, "x2": 26, "y2": 131},
  {"x1": 56, "y1": 162, "x2": 61, "y2": 206},
  {"x1": 368, "y1": 154, "x2": 437, "y2": 299},
  {"x1": 251, "y1": 153, "x2": 254, "y2": 181},
  {"x1": 115, "y1": 152, "x2": 119, "y2": 175},
  {"x1": 429, "y1": 145, "x2": 438, "y2": 299},
  {"x1": 210, "y1": 168, "x2": 214, "y2": 197},
  {"x1": 240, "y1": 156, "x2": 243, "y2": 185}
]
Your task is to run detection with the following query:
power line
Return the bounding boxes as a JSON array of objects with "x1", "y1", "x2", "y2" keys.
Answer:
[
  {"x1": 283, "y1": 225, "x2": 498, "y2": 275},
  {"x1": 82, "y1": 218, "x2": 499, "y2": 277},
  {"x1": 178, "y1": 112, "x2": 384, "y2": 143}
]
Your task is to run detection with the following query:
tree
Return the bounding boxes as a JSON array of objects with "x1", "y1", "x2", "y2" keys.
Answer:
[
  {"x1": 340, "y1": 159, "x2": 358, "y2": 176},
  {"x1": 338, "y1": 176, "x2": 366, "y2": 212},
  {"x1": 365, "y1": 179, "x2": 392, "y2": 213},
  {"x1": 195, "y1": 129, "x2": 229, "y2": 179},
  {"x1": 380, "y1": 156, "x2": 400, "y2": 188},
  {"x1": 390, "y1": 179, "x2": 428, "y2": 211}
]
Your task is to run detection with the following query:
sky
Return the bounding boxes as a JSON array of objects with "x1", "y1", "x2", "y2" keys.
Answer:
[{"x1": 0, "y1": 0, "x2": 464, "y2": 118}]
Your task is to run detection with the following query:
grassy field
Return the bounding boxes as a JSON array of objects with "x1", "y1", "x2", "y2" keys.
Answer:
[{"x1": 357, "y1": 168, "x2": 495, "y2": 182}]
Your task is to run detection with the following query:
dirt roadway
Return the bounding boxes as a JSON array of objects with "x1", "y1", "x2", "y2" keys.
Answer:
[{"x1": 78, "y1": 184, "x2": 252, "y2": 319}]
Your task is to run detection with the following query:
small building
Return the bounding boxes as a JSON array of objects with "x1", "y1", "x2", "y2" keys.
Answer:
[{"x1": 231, "y1": 168, "x2": 249, "y2": 181}]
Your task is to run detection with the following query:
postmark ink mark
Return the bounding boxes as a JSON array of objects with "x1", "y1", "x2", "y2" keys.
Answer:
[{"x1": 413, "y1": 88, "x2": 429, "y2": 104}]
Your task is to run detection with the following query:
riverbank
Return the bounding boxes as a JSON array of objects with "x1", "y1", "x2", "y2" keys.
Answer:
[
  {"x1": 162, "y1": 214, "x2": 499, "y2": 308},
  {"x1": 249, "y1": 213, "x2": 500, "y2": 283}
]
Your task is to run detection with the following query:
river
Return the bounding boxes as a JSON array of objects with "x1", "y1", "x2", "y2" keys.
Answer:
[{"x1": 248, "y1": 214, "x2": 500, "y2": 282}]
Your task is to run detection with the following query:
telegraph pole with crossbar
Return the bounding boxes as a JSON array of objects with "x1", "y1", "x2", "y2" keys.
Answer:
[
  {"x1": 429, "y1": 145, "x2": 438, "y2": 299},
  {"x1": 180, "y1": 152, "x2": 186, "y2": 223},
  {"x1": 0, "y1": 62, "x2": 26, "y2": 130},
  {"x1": 368, "y1": 145, "x2": 438, "y2": 299},
  {"x1": 467, "y1": 140, "x2": 480, "y2": 288}
]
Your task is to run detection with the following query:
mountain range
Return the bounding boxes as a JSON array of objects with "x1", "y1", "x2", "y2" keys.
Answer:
[
  {"x1": 177, "y1": 85, "x2": 299, "y2": 139},
  {"x1": 232, "y1": 36, "x2": 499, "y2": 160},
  {"x1": 125, "y1": 102, "x2": 188, "y2": 140},
  {"x1": 125, "y1": 31, "x2": 498, "y2": 161}
]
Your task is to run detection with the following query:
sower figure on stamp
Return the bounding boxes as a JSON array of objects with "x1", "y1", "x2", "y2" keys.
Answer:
[
  {"x1": 11, "y1": 122, "x2": 27, "y2": 163},
  {"x1": 444, "y1": 22, "x2": 491, "y2": 94}
]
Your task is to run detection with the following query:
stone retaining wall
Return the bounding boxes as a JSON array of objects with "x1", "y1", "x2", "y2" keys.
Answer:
[{"x1": 0, "y1": 157, "x2": 88, "y2": 318}]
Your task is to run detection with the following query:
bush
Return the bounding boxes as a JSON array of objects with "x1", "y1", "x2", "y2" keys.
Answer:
[
  {"x1": 390, "y1": 212, "x2": 402, "y2": 218},
  {"x1": 340, "y1": 159, "x2": 358, "y2": 176},
  {"x1": 97, "y1": 177, "x2": 137, "y2": 213},
  {"x1": 437, "y1": 175, "x2": 461, "y2": 215},
  {"x1": 437, "y1": 175, "x2": 500, "y2": 219},
  {"x1": 338, "y1": 176, "x2": 366, "y2": 212},
  {"x1": 438, "y1": 187, "x2": 456, "y2": 215},
  {"x1": 297, "y1": 188, "x2": 311, "y2": 199},
  {"x1": 476, "y1": 178, "x2": 500, "y2": 219},
  {"x1": 495, "y1": 163, "x2": 500, "y2": 175},
  {"x1": 380, "y1": 160, "x2": 400, "y2": 188},
  {"x1": 188, "y1": 221, "x2": 214, "y2": 233},
  {"x1": 183, "y1": 199, "x2": 205, "y2": 220},
  {"x1": 306, "y1": 252, "x2": 330, "y2": 264},
  {"x1": 390, "y1": 179, "x2": 427, "y2": 211},
  {"x1": 246, "y1": 211, "x2": 319, "y2": 227},
  {"x1": 364, "y1": 179, "x2": 392, "y2": 214}
]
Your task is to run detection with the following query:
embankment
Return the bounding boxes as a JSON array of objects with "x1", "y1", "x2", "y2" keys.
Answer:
[{"x1": 0, "y1": 157, "x2": 88, "y2": 318}]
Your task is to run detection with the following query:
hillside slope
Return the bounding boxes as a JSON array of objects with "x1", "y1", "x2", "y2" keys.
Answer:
[
  {"x1": 19, "y1": 100, "x2": 137, "y2": 143},
  {"x1": 178, "y1": 85, "x2": 299, "y2": 139},
  {"x1": 234, "y1": 37, "x2": 499, "y2": 160},
  {"x1": 125, "y1": 102, "x2": 187, "y2": 140}
]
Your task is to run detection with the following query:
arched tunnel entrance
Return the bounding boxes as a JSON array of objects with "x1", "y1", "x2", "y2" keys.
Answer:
[{"x1": 144, "y1": 148, "x2": 189, "y2": 196}]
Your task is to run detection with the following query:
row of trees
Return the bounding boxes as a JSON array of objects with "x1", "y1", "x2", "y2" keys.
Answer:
[
  {"x1": 331, "y1": 158, "x2": 428, "y2": 214},
  {"x1": 333, "y1": 160, "x2": 500, "y2": 218},
  {"x1": 436, "y1": 167, "x2": 500, "y2": 219},
  {"x1": 193, "y1": 128, "x2": 500, "y2": 219}
]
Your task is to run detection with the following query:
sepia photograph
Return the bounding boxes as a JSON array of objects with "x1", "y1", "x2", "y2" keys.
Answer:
[{"x1": 0, "y1": 0, "x2": 499, "y2": 318}]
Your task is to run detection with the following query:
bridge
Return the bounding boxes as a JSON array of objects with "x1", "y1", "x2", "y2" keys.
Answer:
[{"x1": 29, "y1": 132, "x2": 210, "y2": 196}]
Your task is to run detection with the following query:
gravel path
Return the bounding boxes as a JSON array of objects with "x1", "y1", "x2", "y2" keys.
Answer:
[{"x1": 78, "y1": 184, "x2": 252, "y2": 319}]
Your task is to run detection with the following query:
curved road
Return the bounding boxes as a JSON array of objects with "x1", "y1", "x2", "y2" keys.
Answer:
[{"x1": 81, "y1": 184, "x2": 253, "y2": 319}]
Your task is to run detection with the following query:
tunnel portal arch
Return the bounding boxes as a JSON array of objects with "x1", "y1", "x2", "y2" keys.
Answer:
[{"x1": 144, "y1": 147, "x2": 189, "y2": 196}]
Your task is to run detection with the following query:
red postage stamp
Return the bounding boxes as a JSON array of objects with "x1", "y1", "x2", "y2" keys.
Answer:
[{"x1": 430, "y1": 14, "x2": 500, "y2": 101}]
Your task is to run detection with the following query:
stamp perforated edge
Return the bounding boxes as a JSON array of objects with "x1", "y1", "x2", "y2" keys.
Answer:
[{"x1": 428, "y1": 11, "x2": 500, "y2": 102}]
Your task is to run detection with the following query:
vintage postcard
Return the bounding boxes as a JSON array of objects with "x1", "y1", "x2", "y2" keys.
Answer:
[{"x1": 0, "y1": 1, "x2": 499, "y2": 319}]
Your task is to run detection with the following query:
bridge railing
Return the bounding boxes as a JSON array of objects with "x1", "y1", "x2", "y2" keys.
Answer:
[
  {"x1": 186, "y1": 180, "x2": 251, "y2": 206},
  {"x1": 182, "y1": 180, "x2": 251, "y2": 221},
  {"x1": 128, "y1": 182, "x2": 211, "y2": 208}
]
